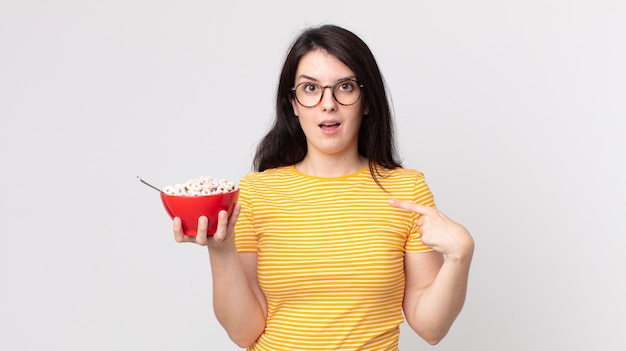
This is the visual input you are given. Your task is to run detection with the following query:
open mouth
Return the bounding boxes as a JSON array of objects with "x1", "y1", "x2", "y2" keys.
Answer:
[{"x1": 319, "y1": 122, "x2": 341, "y2": 128}]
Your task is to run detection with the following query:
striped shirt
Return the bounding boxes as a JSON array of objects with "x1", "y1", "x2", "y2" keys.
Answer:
[{"x1": 234, "y1": 165, "x2": 435, "y2": 351}]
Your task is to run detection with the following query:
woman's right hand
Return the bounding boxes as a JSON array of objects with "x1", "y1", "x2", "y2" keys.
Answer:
[{"x1": 173, "y1": 203, "x2": 241, "y2": 250}]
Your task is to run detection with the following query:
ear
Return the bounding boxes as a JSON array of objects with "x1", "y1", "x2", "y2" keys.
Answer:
[
  {"x1": 363, "y1": 105, "x2": 369, "y2": 116},
  {"x1": 290, "y1": 96, "x2": 299, "y2": 117}
]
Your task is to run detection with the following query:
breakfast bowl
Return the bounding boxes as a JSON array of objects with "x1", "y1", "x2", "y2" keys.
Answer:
[
  {"x1": 139, "y1": 176, "x2": 239, "y2": 236},
  {"x1": 160, "y1": 189, "x2": 239, "y2": 236}
]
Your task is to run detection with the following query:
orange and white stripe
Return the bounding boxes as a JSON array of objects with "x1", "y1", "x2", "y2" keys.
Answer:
[{"x1": 235, "y1": 165, "x2": 435, "y2": 351}]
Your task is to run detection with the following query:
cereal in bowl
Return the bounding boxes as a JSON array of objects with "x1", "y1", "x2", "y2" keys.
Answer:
[{"x1": 162, "y1": 176, "x2": 238, "y2": 196}]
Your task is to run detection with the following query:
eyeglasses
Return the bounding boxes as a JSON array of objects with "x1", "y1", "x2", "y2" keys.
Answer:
[{"x1": 291, "y1": 79, "x2": 364, "y2": 108}]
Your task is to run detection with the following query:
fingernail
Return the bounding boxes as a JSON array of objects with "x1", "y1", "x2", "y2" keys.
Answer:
[{"x1": 200, "y1": 217, "x2": 207, "y2": 225}]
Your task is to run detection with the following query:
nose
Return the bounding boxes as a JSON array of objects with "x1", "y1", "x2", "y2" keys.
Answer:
[{"x1": 319, "y1": 85, "x2": 337, "y2": 111}]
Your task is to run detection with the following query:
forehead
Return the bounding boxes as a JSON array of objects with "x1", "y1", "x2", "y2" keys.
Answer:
[{"x1": 295, "y1": 49, "x2": 355, "y2": 82}]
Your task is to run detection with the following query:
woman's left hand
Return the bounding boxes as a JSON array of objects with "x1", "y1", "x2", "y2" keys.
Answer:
[{"x1": 389, "y1": 199, "x2": 474, "y2": 261}]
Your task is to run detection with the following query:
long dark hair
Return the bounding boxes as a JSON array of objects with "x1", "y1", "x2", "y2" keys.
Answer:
[{"x1": 253, "y1": 24, "x2": 402, "y2": 183}]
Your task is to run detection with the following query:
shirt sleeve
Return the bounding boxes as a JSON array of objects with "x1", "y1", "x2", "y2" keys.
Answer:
[
  {"x1": 234, "y1": 174, "x2": 258, "y2": 252},
  {"x1": 404, "y1": 172, "x2": 436, "y2": 253}
]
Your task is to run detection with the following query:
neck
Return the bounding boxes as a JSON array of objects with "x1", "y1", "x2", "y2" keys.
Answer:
[{"x1": 296, "y1": 154, "x2": 369, "y2": 177}]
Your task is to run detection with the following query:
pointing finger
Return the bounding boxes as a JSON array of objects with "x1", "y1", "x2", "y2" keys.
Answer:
[{"x1": 388, "y1": 199, "x2": 435, "y2": 215}]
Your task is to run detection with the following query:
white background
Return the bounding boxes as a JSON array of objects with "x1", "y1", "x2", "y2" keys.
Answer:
[{"x1": 1, "y1": 1, "x2": 625, "y2": 350}]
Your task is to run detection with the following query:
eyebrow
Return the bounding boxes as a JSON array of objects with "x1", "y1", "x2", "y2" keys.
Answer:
[{"x1": 296, "y1": 74, "x2": 357, "y2": 83}]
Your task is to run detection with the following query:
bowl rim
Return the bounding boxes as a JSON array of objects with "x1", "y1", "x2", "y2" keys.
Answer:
[{"x1": 159, "y1": 188, "x2": 240, "y2": 198}]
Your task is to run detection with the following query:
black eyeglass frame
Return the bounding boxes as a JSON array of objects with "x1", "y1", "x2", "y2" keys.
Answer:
[{"x1": 290, "y1": 79, "x2": 365, "y2": 108}]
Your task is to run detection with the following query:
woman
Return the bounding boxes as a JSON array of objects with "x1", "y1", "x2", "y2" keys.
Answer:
[{"x1": 174, "y1": 24, "x2": 474, "y2": 350}]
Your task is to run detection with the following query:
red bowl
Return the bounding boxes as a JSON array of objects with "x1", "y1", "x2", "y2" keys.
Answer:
[{"x1": 160, "y1": 189, "x2": 239, "y2": 236}]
